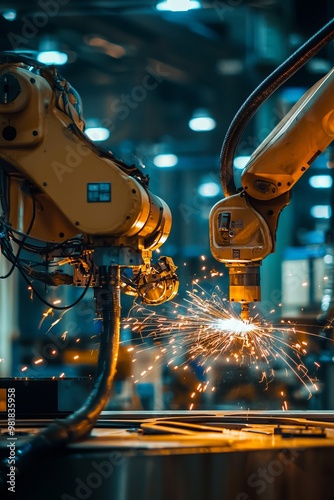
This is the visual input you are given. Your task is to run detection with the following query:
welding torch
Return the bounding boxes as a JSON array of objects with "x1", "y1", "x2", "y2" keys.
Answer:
[{"x1": 209, "y1": 17, "x2": 334, "y2": 321}]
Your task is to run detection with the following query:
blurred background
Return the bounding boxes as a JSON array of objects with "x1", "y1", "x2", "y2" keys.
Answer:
[{"x1": 1, "y1": 0, "x2": 334, "y2": 414}]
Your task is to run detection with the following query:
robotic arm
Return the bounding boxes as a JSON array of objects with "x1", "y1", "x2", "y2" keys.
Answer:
[
  {"x1": 0, "y1": 53, "x2": 178, "y2": 309},
  {"x1": 209, "y1": 66, "x2": 334, "y2": 321},
  {"x1": 0, "y1": 53, "x2": 180, "y2": 476}
]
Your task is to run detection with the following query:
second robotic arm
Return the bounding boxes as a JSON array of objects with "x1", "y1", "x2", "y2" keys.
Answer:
[{"x1": 210, "y1": 66, "x2": 334, "y2": 321}]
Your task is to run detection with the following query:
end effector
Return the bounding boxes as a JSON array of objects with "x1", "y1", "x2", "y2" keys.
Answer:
[{"x1": 209, "y1": 191, "x2": 276, "y2": 320}]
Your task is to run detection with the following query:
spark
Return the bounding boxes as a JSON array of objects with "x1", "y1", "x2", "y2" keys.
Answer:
[{"x1": 125, "y1": 284, "x2": 331, "y2": 405}]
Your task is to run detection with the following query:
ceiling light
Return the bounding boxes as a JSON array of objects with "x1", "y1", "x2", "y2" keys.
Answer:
[
  {"x1": 233, "y1": 156, "x2": 251, "y2": 169},
  {"x1": 189, "y1": 108, "x2": 216, "y2": 132},
  {"x1": 310, "y1": 205, "x2": 332, "y2": 219},
  {"x1": 198, "y1": 182, "x2": 220, "y2": 198},
  {"x1": 309, "y1": 175, "x2": 333, "y2": 189},
  {"x1": 324, "y1": 254, "x2": 333, "y2": 264},
  {"x1": 2, "y1": 10, "x2": 16, "y2": 21},
  {"x1": 153, "y1": 154, "x2": 178, "y2": 167},
  {"x1": 37, "y1": 51, "x2": 68, "y2": 65},
  {"x1": 85, "y1": 127, "x2": 110, "y2": 142},
  {"x1": 156, "y1": 0, "x2": 201, "y2": 12}
]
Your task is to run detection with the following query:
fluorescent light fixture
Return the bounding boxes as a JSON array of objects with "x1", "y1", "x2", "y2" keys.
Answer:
[
  {"x1": 310, "y1": 205, "x2": 332, "y2": 219},
  {"x1": 198, "y1": 181, "x2": 220, "y2": 198},
  {"x1": 189, "y1": 116, "x2": 216, "y2": 132},
  {"x1": 37, "y1": 51, "x2": 68, "y2": 65},
  {"x1": 233, "y1": 156, "x2": 251, "y2": 169},
  {"x1": 189, "y1": 108, "x2": 216, "y2": 132},
  {"x1": 2, "y1": 10, "x2": 16, "y2": 21},
  {"x1": 153, "y1": 154, "x2": 178, "y2": 168},
  {"x1": 309, "y1": 175, "x2": 333, "y2": 189},
  {"x1": 189, "y1": 109, "x2": 215, "y2": 133},
  {"x1": 85, "y1": 127, "x2": 110, "y2": 142},
  {"x1": 156, "y1": 0, "x2": 201, "y2": 11}
]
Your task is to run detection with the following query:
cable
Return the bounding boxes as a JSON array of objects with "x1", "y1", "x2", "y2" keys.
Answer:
[
  {"x1": 220, "y1": 17, "x2": 334, "y2": 197},
  {"x1": 17, "y1": 267, "x2": 92, "y2": 310},
  {"x1": 0, "y1": 219, "x2": 93, "y2": 309},
  {"x1": 0, "y1": 217, "x2": 83, "y2": 255},
  {"x1": 0, "y1": 190, "x2": 36, "y2": 280},
  {"x1": 0, "y1": 268, "x2": 121, "y2": 495}
]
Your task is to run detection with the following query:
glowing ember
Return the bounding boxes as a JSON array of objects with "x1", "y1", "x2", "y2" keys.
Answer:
[
  {"x1": 34, "y1": 268, "x2": 332, "y2": 411},
  {"x1": 124, "y1": 284, "x2": 331, "y2": 407}
]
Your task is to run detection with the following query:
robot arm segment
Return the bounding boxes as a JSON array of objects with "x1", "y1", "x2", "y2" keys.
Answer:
[
  {"x1": 210, "y1": 66, "x2": 334, "y2": 320},
  {"x1": 242, "y1": 67, "x2": 334, "y2": 201},
  {"x1": 0, "y1": 56, "x2": 178, "y2": 307}
]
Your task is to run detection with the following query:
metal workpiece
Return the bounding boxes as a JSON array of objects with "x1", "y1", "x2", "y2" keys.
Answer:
[{"x1": 1, "y1": 412, "x2": 334, "y2": 500}]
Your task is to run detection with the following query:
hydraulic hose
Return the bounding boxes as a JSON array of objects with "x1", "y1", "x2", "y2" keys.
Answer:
[
  {"x1": 0, "y1": 266, "x2": 121, "y2": 493},
  {"x1": 220, "y1": 17, "x2": 334, "y2": 197}
]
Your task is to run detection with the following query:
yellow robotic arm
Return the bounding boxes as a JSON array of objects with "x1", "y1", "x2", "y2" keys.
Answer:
[
  {"x1": 209, "y1": 66, "x2": 334, "y2": 321},
  {"x1": 0, "y1": 53, "x2": 178, "y2": 307},
  {"x1": 0, "y1": 53, "x2": 179, "y2": 467}
]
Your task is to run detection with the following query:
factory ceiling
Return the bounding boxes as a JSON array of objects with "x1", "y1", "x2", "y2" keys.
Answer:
[
  {"x1": 1, "y1": 1, "x2": 332, "y2": 164},
  {"x1": 0, "y1": 1, "x2": 333, "y2": 261}
]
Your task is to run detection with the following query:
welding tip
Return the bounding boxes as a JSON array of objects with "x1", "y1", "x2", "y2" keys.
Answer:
[{"x1": 240, "y1": 303, "x2": 250, "y2": 322}]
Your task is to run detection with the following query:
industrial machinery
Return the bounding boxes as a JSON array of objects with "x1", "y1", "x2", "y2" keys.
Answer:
[
  {"x1": 1, "y1": 16, "x2": 334, "y2": 500},
  {"x1": 0, "y1": 51, "x2": 179, "y2": 492},
  {"x1": 209, "y1": 21, "x2": 334, "y2": 323},
  {"x1": 0, "y1": 52, "x2": 179, "y2": 308}
]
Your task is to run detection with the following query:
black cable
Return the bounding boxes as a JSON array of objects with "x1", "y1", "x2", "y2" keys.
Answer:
[
  {"x1": 17, "y1": 263, "x2": 93, "y2": 310},
  {"x1": 0, "y1": 191, "x2": 36, "y2": 280},
  {"x1": 0, "y1": 269, "x2": 121, "y2": 494},
  {"x1": 0, "y1": 170, "x2": 10, "y2": 216},
  {"x1": 1, "y1": 218, "x2": 83, "y2": 254},
  {"x1": 0, "y1": 214, "x2": 94, "y2": 310},
  {"x1": 220, "y1": 17, "x2": 334, "y2": 197}
]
